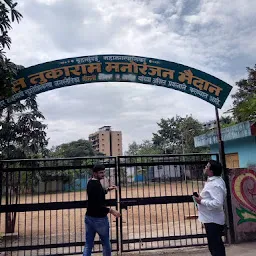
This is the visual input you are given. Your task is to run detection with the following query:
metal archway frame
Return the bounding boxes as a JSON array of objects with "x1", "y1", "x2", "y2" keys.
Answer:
[{"x1": 0, "y1": 54, "x2": 232, "y2": 110}]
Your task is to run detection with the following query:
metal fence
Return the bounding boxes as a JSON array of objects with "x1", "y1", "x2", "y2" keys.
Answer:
[
  {"x1": 118, "y1": 153, "x2": 220, "y2": 252},
  {"x1": 0, "y1": 157, "x2": 118, "y2": 256},
  {"x1": 0, "y1": 154, "x2": 224, "y2": 255}
]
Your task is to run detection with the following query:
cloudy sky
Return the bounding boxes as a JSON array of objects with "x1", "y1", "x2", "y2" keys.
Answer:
[{"x1": 7, "y1": 0, "x2": 256, "y2": 151}]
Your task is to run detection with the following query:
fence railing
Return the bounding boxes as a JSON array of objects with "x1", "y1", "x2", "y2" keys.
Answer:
[
  {"x1": 117, "y1": 154, "x2": 220, "y2": 252},
  {"x1": 0, "y1": 157, "x2": 118, "y2": 256},
  {"x1": 0, "y1": 154, "x2": 223, "y2": 255}
]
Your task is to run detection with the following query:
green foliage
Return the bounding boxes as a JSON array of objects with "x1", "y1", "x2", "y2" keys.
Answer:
[
  {"x1": 46, "y1": 139, "x2": 98, "y2": 183},
  {"x1": 152, "y1": 115, "x2": 207, "y2": 154},
  {"x1": 0, "y1": 96, "x2": 48, "y2": 159},
  {"x1": 50, "y1": 139, "x2": 95, "y2": 158},
  {"x1": 0, "y1": 55, "x2": 23, "y2": 99},
  {"x1": 220, "y1": 115, "x2": 236, "y2": 128},
  {"x1": 0, "y1": 2, "x2": 45, "y2": 160},
  {"x1": 125, "y1": 140, "x2": 161, "y2": 156},
  {"x1": 229, "y1": 65, "x2": 256, "y2": 122},
  {"x1": 125, "y1": 142, "x2": 140, "y2": 155},
  {"x1": 0, "y1": 1, "x2": 48, "y2": 234},
  {"x1": 0, "y1": 0, "x2": 23, "y2": 98}
]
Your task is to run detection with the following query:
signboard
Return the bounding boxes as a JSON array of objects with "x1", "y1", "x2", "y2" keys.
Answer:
[
  {"x1": 194, "y1": 121, "x2": 252, "y2": 147},
  {"x1": 0, "y1": 54, "x2": 233, "y2": 110}
]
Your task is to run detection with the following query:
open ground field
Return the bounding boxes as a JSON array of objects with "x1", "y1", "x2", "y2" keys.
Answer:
[{"x1": 0, "y1": 181, "x2": 207, "y2": 255}]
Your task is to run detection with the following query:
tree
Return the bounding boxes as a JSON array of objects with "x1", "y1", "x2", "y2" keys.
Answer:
[
  {"x1": 230, "y1": 65, "x2": 256, "y2": 122},
  {"x1": 220, "y1": 115, "x2": 236, "y2": 128},
  {"x1": 124, "y1": 140, "x2": 161, "y2": 185},
  {"x1": 0, "y1": 0, "x2": 23, "y2": 98},
  {"x1": 138, "y1": 140, "x2": 162, "y2": 155},
  {"x1": 0, "y1": 0, "x2": 22, "y2": 48},
  {"x1": 0, "y1": 1, "x2": 49, "y2": 234},
  {"x1": 0, "y1": 97, "x2": 48, "y2": 233},
  {"x1": 125, "y1": 140, "x2": 161, "y2": 156},
  {"x1": 48, "y1": 140, "x2": 98, "y2": 192},
  {"x1": 153, "y1": 115, "x2": 207, "y2": 154},
  {"x1": 49, "y1": 139, "x2": 96, "y2": 181},
  {"x1": 179, "y1": 116, "x2": 206, "y2": 153},
  {"x1": 0, "y1": 97, "x2": 48, "y2": 159},
  {"x1": 50, "y1": 139, "x2": 95, "y2": 158},
  {"x1": 125, "y1": 142, "x2": 140, "y2": 155},
  {"x1": 153, "y1": 116, "x2": 181, "y2": 154}
]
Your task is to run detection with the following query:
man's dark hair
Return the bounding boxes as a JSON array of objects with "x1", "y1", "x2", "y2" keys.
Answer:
[
  {"x1": 93, "y1": 163, "x2": 105, "y2": 172},
  {"x1": 209, "y1": 160, "x2": 222, "y2": 176}
]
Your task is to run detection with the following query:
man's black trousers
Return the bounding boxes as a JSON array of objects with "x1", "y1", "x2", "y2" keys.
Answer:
[{"x1": 204, "y1": 223, "x2": 226, "y2": 256}]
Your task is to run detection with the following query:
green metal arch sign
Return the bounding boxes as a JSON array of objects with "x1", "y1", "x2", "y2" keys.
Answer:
[{"x1": 0, "y1": 54, "x2": 232, "y2": 110}]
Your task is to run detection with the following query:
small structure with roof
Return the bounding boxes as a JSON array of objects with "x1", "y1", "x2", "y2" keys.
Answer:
[{"x1": 194, "y1": 121, "x2": 256, "y2": 168}]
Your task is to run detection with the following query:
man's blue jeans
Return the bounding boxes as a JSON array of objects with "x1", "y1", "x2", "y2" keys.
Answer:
[{"x1": 83, "y1": 215, "x2": 111, "y2": 256}]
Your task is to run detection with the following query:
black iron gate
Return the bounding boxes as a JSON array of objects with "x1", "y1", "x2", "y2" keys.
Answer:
[
  {"x1": 118, "y1": 154, "x2": 220, "y2": 252},
  {"x1": 0, "y1": 153, "x2": 224, "y2": 255},
  {"x1": 0, "y1": 157, "x2": 118, "y2": 255}
]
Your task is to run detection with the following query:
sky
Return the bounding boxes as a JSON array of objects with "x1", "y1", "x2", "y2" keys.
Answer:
[{"x1": 7, "y1": 0, "x2": 256, "y2": 152}]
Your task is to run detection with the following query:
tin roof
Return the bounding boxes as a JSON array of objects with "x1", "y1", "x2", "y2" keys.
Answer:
[{"x1": 194, "y1": 121, "x2": 256, "y2": 147}]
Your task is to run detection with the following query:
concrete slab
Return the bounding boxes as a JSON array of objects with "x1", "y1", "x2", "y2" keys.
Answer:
[{"x1": 115, "y1": 241, "x2": 256, "y2": 256}]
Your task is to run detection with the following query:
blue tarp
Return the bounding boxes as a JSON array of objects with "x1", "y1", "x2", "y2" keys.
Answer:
[
  {"x1": 63, "y1": 178, "x2": 88, "y2": 192},
  {"x1": 134, "y1": 174, "x2": 144, "y2": 182}
]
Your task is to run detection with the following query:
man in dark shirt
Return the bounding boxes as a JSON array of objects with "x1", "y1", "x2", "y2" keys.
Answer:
[{"x1": 83, "y1": 164, "x2": 120, "y2": 256}]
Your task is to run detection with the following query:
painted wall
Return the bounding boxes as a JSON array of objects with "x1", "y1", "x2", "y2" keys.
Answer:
[
  {"x1": 229, "y1": 168, "x2": 256, "y2": 243},
  {"x1": 210, "y1": 136, "x2": 256, "y2": 168}
]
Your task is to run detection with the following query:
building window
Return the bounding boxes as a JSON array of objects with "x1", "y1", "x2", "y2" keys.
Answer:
[
  {"x1": 102, "y1": 144, "x2": 104, "y2": 147},
  {"x1": 102, "y1": 134, "x2": 104, "y2": 136},
  {"x1": 118, "y1": 144, "x2": 120, "y2": 146},
  {"x1": 102, "y1": 139, "x2": 104, "y2": 141}
]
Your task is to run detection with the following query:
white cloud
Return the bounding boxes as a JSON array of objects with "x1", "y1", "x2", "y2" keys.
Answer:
[{"x1": 6, "y1": 0, "x2": 256, "y2": 151}]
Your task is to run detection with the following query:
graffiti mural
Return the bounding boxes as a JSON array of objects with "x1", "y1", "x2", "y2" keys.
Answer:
[{"x1": 232, "y1": 169, "x2": 256, "y2": 225}]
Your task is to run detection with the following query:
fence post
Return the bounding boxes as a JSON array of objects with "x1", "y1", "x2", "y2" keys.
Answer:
[
  {"x1": 215, "y1": 107, "x2": 235, "y2": 243},
  {"x1": 117, "y1": 156, "x2": 122, "y2": 255},
  {"x1": 0, "y1": 162, "x2": 2, "y2": 207},
  {"x1": 5, "y1": 165, "x2": 10, "y2": 233}
]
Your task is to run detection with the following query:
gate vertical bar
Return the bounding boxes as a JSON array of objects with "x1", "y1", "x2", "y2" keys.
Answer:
[
  {"x1": 5, "y1": 167, "x2": 9, "y2": 234},
  {"x1": 117, "y1": 156, "x2": 123, "y2": 253},
  {"x1": 0, "y1": 162, "x2": 3, "y2": 207},
  {"x1": 114, "y1": 156, "x2": 120, "y2": 252},
  {"x1": 215, "y1": 107, "x2": 235, "y2": 244}
]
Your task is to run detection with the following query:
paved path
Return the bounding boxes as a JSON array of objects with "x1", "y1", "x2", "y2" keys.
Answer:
[
  {"x1": 0, "y1": 242, "x2": 255, "y2": 255},
  {"x1": 115, "y1": 242, "x2": 256, "y2": 256}
]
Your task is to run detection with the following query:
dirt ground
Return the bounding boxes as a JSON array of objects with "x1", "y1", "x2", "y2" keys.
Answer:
[{"x1": 0, "y1": 181, "x2": 205, "y2": 254}]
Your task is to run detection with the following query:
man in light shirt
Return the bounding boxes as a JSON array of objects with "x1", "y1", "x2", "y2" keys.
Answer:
[{"x1": 194, "y1": 160, "x2": 227, "y2": 256}]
